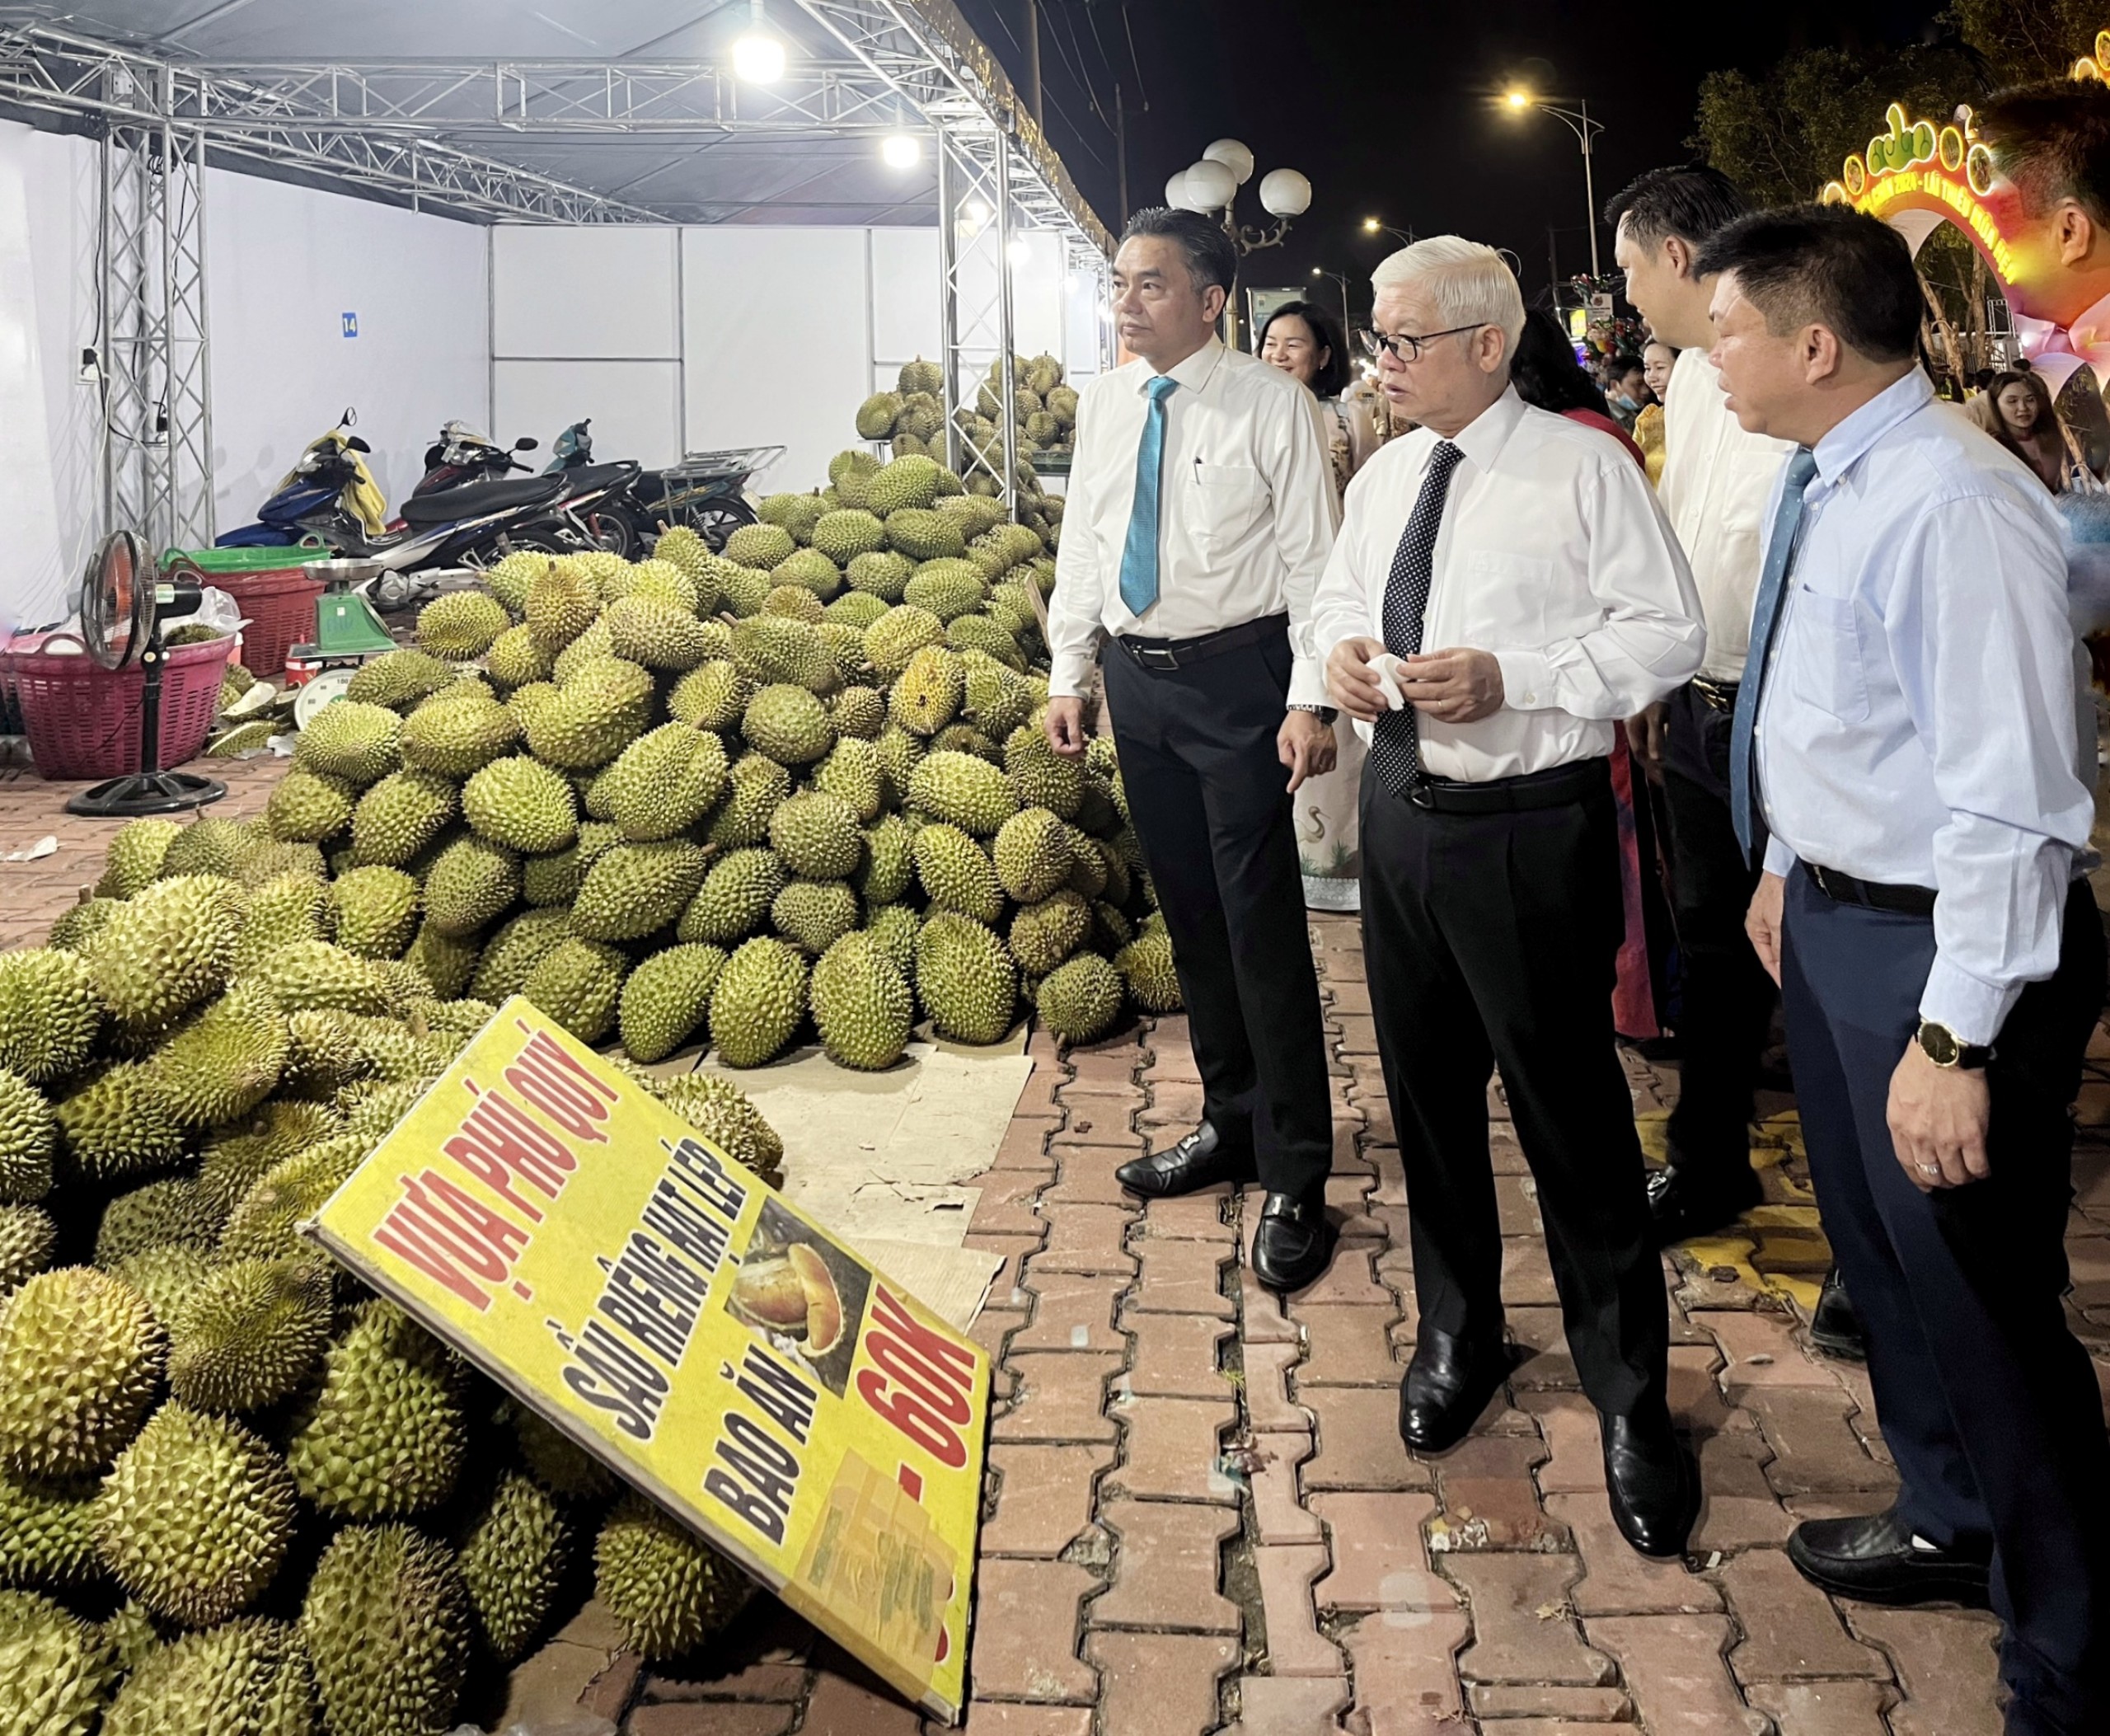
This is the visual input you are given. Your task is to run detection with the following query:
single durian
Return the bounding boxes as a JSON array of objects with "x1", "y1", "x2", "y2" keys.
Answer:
[
  {"x1": 286, "y1": 1300, "x2": 466, "y2": 1520},
  {"x1": 708, "y1": 938, "x2": 809, "y2": 1068},
  {"x1": 0, "y1": 1268, "x2": 165, "y2": 1479},
  {"x1": 168, "y1": 1258, "x2": 333, "y2": 1414},
  {"x1": 593, "y1": 1494, "x2": 753, "y2": 1660},
  {"x1": 457, "y1": 1471, "x2": 571, "y2": 1663},
  {"x1": 0, "y1": 1589, "x2": 116, "y2": 1736},
  {"x1": 301, "y1": 1523, "x2": 469, "y2": 1736},
  {"x1": 617, "y1": 945, "x2": 728, "y2": 1064},
  {"x1": 99, "y1": 1616, "x2": 316, "y2": 1736}
]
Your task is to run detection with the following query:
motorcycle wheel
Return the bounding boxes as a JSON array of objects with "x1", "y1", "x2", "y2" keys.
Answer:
[
  {"x1": 686, "y1": 497, "x2": 757, "y2": 553},
  {"x1": 584, "y1": 511, "x2": 635, "y2": 559}
]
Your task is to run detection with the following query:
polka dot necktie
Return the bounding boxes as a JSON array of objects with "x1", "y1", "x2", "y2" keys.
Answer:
[{"x1": 1370, "y1": 439, "x2": 1465, "y2": 799}]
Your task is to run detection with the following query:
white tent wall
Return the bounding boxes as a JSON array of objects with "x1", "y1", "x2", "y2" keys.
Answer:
[{"x1": 207, "y1": 171, "x2": 490, "y2": 527}]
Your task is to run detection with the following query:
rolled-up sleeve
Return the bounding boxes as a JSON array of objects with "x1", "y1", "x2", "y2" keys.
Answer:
[
  {"x1": 1891, "y1": 498, "x2": 2093, "y2": 1043},
  {"x1": 1491, "y1": 451, "x2": 1706, "y2": 719}
]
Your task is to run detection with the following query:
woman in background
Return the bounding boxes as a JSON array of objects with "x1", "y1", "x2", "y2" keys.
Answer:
[
  {"x1": 1634, "y1": 339, "x2": 1676, "y2": 486},
  {"x1": 1259, "y1": 298, "x2": 1377, "y2": 913},
  {"x1": 1969, "y1": 366, "x2": 2070, "y2": 493}
]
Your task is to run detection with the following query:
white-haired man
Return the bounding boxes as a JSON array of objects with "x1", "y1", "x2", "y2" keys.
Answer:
[{"x1": 1315, "y1": 237, "x2": 1708, "y2": 1557}]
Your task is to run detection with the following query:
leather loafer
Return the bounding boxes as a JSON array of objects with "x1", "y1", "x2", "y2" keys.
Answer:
[
  {"x1": 1601, "y1": 1405, "x2": 1698, "y2": 1558},
  {"x1": 1250, "y1": 1190, "x2": 1333, "y2": 1293},
  {"x1": 1645, "y1": 1160, "x2": 1763, "y2": 1248},
  {"x1": 1786, "y1": 1506, "x2": 1990, "y2": 1608},
  {"x1": 1808, "y1": 1265, "x2": 1867, "y2": 1363},
  {"x1": 1397, "y1": 1325, "x2": 1511, "y2": 1454},
  {"x1": 1114, "y1": 1122, "x2": 1256, "y2": 1200}
]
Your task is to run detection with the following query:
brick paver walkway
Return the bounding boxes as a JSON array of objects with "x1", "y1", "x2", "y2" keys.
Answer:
[{"x1": 4, "y1": 765, "x2": 2108, "y2": 1734}]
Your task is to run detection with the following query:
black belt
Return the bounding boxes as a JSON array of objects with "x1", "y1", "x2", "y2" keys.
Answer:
[
  {"x1": 1114, "y1": 612, "x2": 1286, "y2": 672},
  {"x1": 1803, "y1": 861, "x2": 1937, "y2": 917},
  {"x1": 1404, "y1": 758, "x2": 1606, "y2": 814},
  {"x1": 1689, "y1": 675, "x2": 1738, "y2": 712}
]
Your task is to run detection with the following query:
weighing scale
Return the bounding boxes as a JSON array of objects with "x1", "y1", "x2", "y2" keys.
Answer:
[{"x1": 284, "y1": 556, "x2": 401, "y2": 729}]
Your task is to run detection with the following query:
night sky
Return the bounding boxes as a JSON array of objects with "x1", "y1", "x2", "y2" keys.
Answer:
[{"x1": 950, "y1": 0, "x2": 1948, "y2": 315}]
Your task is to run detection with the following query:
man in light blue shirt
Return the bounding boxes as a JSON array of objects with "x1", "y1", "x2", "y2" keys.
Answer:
[{"x1": 1701, "y1": 204, "x2": 2108, "y2": 1736}]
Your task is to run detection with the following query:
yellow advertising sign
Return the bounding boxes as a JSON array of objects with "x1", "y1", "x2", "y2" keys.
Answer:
[{"x1": 302, "y1": 999, "x2": 988, "y2": 1723}]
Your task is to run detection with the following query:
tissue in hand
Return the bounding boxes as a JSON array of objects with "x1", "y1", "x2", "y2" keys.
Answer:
[{"x1": 1372, "y1": 652, "x2": 1407, "y2": 712}]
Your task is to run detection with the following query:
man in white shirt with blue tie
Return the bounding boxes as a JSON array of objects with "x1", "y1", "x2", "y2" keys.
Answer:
[
  {"x1": 1316, "y1": 237, "x2": 1707, "y2": 1560},
  {"x1": 1043, "y1": 206, "x2": 1342, "y2": 1292},
  {"x1": 1702, "y1": 204, "x2": 2109, "y2": 1735}
]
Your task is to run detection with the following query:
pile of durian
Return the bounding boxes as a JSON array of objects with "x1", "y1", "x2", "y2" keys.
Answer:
[
  {"x1": 856, "y1": 351, "x2": 1076, "y2": 476},
  {"x1": 0, "y1": 854, "x2": 790, "y2": 1735}
]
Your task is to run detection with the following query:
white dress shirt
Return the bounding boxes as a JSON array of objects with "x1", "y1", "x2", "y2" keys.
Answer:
[
  {"x1": 1048, "y1": 338, "x2": 1339, "y2": 706},
  {"x1": 1658, "y1": 347, "x2": 1796, "y2": 681},
  {"x1": 1312, "y1": 387, "x2": 1705, "y2": 781},
  {"x1": 1753, "y1": 368, "x2": 2093, "y2": 1044}
]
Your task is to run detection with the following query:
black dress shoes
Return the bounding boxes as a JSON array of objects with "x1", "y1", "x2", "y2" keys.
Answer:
[
  {"x1": 1396, "y1": 1326, "x2": 1511, "y2": 1454},
  {"x1": 1645, "y1": 1159, "x2": 1763, "y2": 1248},
  {"x1": 1808, "y1": 1265, "x2": 1868, "y2": 1363},
  {"x1": 1114, "y1": 1122, "x2": 1256, "y2": 1200},
  {"x1": 1601, "y1": 1405, "x2": 1698, "y2": 1558},
  {"x1": 1786, "y1": 1507, "x2": 1991, "y2": 1608},
  {"x1": 1250, "y1": 1191, "x2": 1333, "y2": 1293}
]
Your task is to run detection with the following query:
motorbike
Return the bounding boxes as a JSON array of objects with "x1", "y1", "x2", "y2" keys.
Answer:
[
  {"x1": 415, "y1": 420, "x2": 541, "y2": 497},
  {"x1": 627, "y1": 446, "x2": 786, "y2": 551},
  {"x1": 216, "y1": 410, "x2": 389, "y2": 548}
]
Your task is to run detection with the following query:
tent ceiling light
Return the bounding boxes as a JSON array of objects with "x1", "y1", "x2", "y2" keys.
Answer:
[
  {"x1": 881, "y1": 132, "x2": 921, "y2": 168},
  {"x1": 732, "y1": 0, "x2": 785, "y2": 83}
]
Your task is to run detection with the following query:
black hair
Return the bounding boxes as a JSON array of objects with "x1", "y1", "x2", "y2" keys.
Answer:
[
  {"x1": 1610, "y1": 353, "x2": 1648, "y2": 380},
  {"x1": 1692, "y1": 204, "x2": 1920, "y2": 364},
  {"x1": 1256, "y1": 299, "x2": 1349, "y2": 397},
  {"x1": 1121, "y1": 205, "x2": 1240, "y2": 298},
  {"x1": 1510, "y1": 309, "x2": 1612, "y2": 417},
  {"x1": 1604, "y1": 163, "x2": 1751, "y2": 249},
  {"x1": 1975, "y1": 79, "x2": 2110, "y2": 222}
]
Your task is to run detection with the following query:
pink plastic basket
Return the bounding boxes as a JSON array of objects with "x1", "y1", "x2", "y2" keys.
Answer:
[{"x1": 0, "y1": 631, "x2": 233, "y2": 781}]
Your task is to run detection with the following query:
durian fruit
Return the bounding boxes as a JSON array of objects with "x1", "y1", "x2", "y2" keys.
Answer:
[
  {"x1": 767, "y1": 791, "x2": 862, "y2": 881},
  {"x1": 617, "y1": 945, "x2": 727, "y2": 1064},
  {"x1": 605, "y1": 594, "x2": 709, "y2": 671},
  {"x1": 771, "y1": 547, "x2": 842, "y2": 600},
  {"x1": 846, "y1": 549, "x2": 913, "y2": 602},
  {"x1": 468, "y1": 908, "x2": 573, "y2": 1005},
  {"x1": 96, "y1": 819, "x2": 181, "y2": 899},
  {"x1": 0, "y1": 951, "x2": 102, "y2": 1085},
  {"x1": 732, "y1": 614, "x2": 834, "y2": 691},
  {"x1": 913, "y1": 824, "x2": 1006, "y2": 925},
  {"x1": 93, "y1": 1403, "x2": 297, "y2": 1627},
  {"x1": 0, "y1": 1589, "x2": 115, "y2": 1736},
  {"x1": 485, "y1": 622, "x2": 556, "y2": 691},
  {"x1": 287, "y1": 1300, "x2": 465, "y2": 1520},
  {"x1": 94, "y1": 1179, "x2": 223, "y2": 1266},
  {"x1": 668, "y1": 660, "x2": 754, "y2": 731},
  {"x1": 883, "y1": 506, "x2": 965, "y2": 562},
  {"x1": 0, "y1": 1466, "x2": 99, "y2": 1590},
  {"x1": 993, "y1": 806, "x2": 1074, "y2": 903},
  {"x1": 0, "y1": 1204, "x2": 56, "y2": 1297},
  {"x1": 916, "y1": 912, "x2": 1018, "y2": 1044},
  {"x1": 832, "y1": 684, "x2": 889, "y2": 742},
  {"x1": 724, "y1": 523, "x2": 795, "y2": 571},
  {"x1": 771, "y1": 880, "x2": 860, "y2": 956},
  {"x1": 810, "y1": 509, "x2": 887, "y2": 566},
  {"x1": 416, "y1": 589, "x2": 511, "y2": 660},
  {"x1": 218, "y1": 1137, "x2": 368, "y2": 1268},
  {"x1": 757, "y1": 492, "x2": 828, "y2": 542},
  {"x1": 706, "y1": 753, "x2": 792, "y2": 848},
  {"x1": 142, "y1": 984, "x2": 289, "y2": 1128},
  {"x1": 45, "y1": 898, "x2": 121, "y2": 955},
  {"x1": 1010, "y1": 888, "x2": 1091, "y2": 977},
  {"x1": 855, "y1": 391, "x2": 903, "y2": 440},
  {"x1": 524, "y1": 560, "x2": 601, "y2": 649},
  {"x1": 571, "y1": 841, "x2": 710, "y2": 943},
  {"x1": 708, "y1": 937, "x2": 809, "y2": 1067},
  {"x1": 397, "y1": 689, "x2": 521, "y2": 779},
  {"x1": 678, "y1": 849, "x2": 787, "y2": 946},
  {"x1": 523, "y1": 655, "x2": 654, "y2": 770},
  {"x1": 168, "y1": 1258, "x2": 333, "y2": 1413},
  {"x1": 349, "y1": 768, "x2": 457, "y2": 868},
  {"x1": 0, "y1": 1072, "x2": 54, "y2": 1206},
  {"x1": 263, "y1": 768, "x2": 356, "y2": 844},
  {"x1": 1117, "y1": 921, "x2": 1183, "y2": 1011},
  {"x1": 512, "y1": 1406, "x2": 617, "y2": 1502},
  {"x1": 54, "y1": 1067, "x2": 186, "y2": 1185},
  {"x1": 157, "y1": 819, "x2": 261, "y2": 882},
  {"x1": 461, "y1": 755, "x2": 579, "y2": 856},
  {"x1": 868, "y1": 453, "x2": 945, "y2": 515},
  {"x1": 890, "y1": 645, "x2": 966, "y2": 737},
  {"x1": 903, "y1": 559, "x2": 991, "y2": 622},
  {"x1": 401, "y1": 920, "x2": 480, "y2": 1001},
  {"x1": 600, "y1": 724, "x2": 728, "y2": 842},
  {"x1": 457, "y1": 1471, "x2": 571, "y2": 1663},
  {"x1": 345, "y1": 648, "x2": 458, "y2": 711},
  {"x1": 1005, "y1": 724, "x2": 1085, "y2": 818},
  {"x1": 865, "y1": 603, "x2": 946, "y2": 680},
  {"x1": 898, "y1": 356, "x2": 943, "y2": 396},
  {"x1": 910, "y1": 748, "x2": 1020, "y2": 834},
  {"x1": 654, "y1": 1072, "x2": 785, "y2": 1182},
  {"x1": 811, "y1": 932, "x2": 913, "y2": 1071},
  {"x1": 741, "y1": 683, "x2": 837, "y2": 766},
  {"x1": 0, "y1": 1268, "x2": 165, "y2": 1479},
  {"x1": 293, "y1": 701, "x2": 402, "y2": 786},
  {"x1": 521, "y1": 939, "x2": 629, "y2": 1045},
  {"x1": 1036, "y1": 952, "x2": 1124, "y2": 1043},
  {"x1": 248, "y1": 941, "x2": 392, "y2": 1016},
  {"x1": 108, "y1": 1243, "x2": 213, "y2": 1329},
  {"x1": 86, "y1": 876, "x2": 242, "y2": 1033},
  {"x1": 810, "y1": 737, "x2": 884, "y2": 823},
  {"x1": 99, "y1": 1616, "x2": 316, "y2": 1736},
  {"x1": 856, "y1": 816, "x2": 916, "y2": 906},
  {"x1": 593, "y1": 1493, "x2": 753, "y2": 1660},
  {"x1": 301, "y1": 1523, "x2": 468, "y2": 1736},
  {"x1": 422, "y1": 836, "x2": 520, "y2": 936},
  {"x1": 232, "y1": 875, "x2": 333, "y2": 975}
]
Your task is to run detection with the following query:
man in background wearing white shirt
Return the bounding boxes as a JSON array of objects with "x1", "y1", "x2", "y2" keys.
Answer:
[
  {"x1": 1704, "y1": 204, "x2": 2108, "y2": 1732},
  {"x1": 1044, "y1": 206, "x2": 1342, "y2": 1293},
  {"x1": 1317, "y1": 237, "x2": 1706, "y2": 1558}
]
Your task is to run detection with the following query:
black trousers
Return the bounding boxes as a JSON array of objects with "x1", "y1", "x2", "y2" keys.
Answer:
[
  {"x1": 1100, "y1": 625, "x2": 1332, "y2": 1198},
  {"x1": 1359, "y1": 760, "x2": 1668, "y2": 1415},
  {"x1": 1782, "y1": 870, "x2": 2110, "y2": 1734},
  {"x1": 1660, "y1": 681, "x2": 1779, "y2": 1175}
]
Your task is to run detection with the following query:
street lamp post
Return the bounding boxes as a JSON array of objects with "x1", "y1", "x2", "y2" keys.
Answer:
[
  {"x1": 1169, "y1": 139, "x2": 1313, "y2": 256},
  {"x1": 1361, "y1": 218, "x2": 1415, "y2": 247},
  {"x1": 1503, "y1": 90, "x2": 1606, "y2": 279},
  {"x1": 1311, "y1": 265, "x2": 1353, "y2": 339}
]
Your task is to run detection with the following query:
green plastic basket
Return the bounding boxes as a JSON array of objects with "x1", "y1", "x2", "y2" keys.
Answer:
[{"x1": 166, "y1": 546, "x2": 328, "y2": 573}]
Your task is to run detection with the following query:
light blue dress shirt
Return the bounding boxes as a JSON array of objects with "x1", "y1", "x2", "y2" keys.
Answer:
[{"x1": 1754, "y1": 368, "x2": 2094, "y2": 1045}]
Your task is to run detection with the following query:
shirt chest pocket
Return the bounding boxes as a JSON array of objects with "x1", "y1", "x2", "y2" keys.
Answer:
[
  {"x1": 1189, "y1": 461, "x2": 1268, "y2": 559},
  {"x1": 1451, "y1": 550, "x2": 1559, "y2": 648},
  {"x1": 1782, "y1": 587, "x2": 1871, "y2": 725}
]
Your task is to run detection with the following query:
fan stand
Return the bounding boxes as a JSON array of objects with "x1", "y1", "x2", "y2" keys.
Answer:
[{"x1": 64, "y1": 637, "x2": 227, "y2": 817}]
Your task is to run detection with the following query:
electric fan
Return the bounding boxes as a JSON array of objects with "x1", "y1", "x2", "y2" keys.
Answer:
[{"x1": 63, "y1": 530, "x2": 228, "y2": 818}]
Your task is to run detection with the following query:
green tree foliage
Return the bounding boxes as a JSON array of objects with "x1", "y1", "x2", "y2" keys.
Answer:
[{"x1": 1948, "y1": 0, "x2": 2103, "y2": 86}]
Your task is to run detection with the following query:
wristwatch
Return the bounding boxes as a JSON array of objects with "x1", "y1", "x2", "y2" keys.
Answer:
[
  {"x1": 1290, "y1": 705, "x2": 1338, "y2": 725},
  {"x1": 1915, "y1": 1020, "x2": 1992, "y2": 1071}
]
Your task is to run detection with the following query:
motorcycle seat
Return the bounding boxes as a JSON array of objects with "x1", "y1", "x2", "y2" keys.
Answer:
[
  {"x1": 398, "y1": 473, "x2": 565, "y2": 527},
  {"x1": 557, "y1": 461, "x2": 641, "y2": 496}
]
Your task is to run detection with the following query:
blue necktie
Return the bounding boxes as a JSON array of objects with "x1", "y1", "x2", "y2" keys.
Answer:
[
  {"x1": 1118, "y1": 374, "x2": 1179, "y2": 617},
  {"x1": 1729, "y1": 446, "x2": 1822, "y2": 862}
]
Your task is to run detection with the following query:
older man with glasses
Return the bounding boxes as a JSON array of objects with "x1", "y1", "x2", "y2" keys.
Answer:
[{"x1": 1318, "y1": 237, "x2": 1707, "y2": 1557}]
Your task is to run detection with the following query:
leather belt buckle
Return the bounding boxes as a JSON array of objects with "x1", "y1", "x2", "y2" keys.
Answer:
[
  {"x1": 1407, "y1": 781, "x2": 1437, "y2": 810},
  {"x1": 1128, "y1": 640, "x2": 1180, "y2": 671},
  {"x1": 1807, "y1": 863, "x2": 1836, "y2": 900}
]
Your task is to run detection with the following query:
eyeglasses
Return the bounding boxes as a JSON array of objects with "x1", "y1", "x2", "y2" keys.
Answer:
[{"x1": 1358, "y1": 323, "x2": 1488, "y2": 364}]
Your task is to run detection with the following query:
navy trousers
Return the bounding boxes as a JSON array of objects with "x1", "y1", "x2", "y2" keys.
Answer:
[{"x1": 1779, "y1": 869, "x2": 2110, "y2": 1734}]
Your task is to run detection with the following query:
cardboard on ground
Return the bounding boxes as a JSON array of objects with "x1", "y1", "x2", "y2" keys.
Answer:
[{"x1": 302, "y1": 999, "x2": 990, "y2": 1724}]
